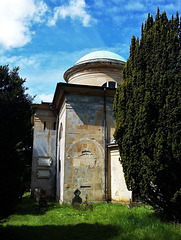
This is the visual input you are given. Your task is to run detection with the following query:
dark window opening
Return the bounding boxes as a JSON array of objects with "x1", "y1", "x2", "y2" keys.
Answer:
[
  {"x1": 43, "y1": 121, "x2": 46, "y2": 130},
  {"x1": 54, "y1": 122, "x2": 56, "y2": 130},
  {"x1": 59, "y1": 159, "x2": 61, "y2": 172},
  {"x1": 108, "y1": 82, "x2": 116, "y2": 88}
]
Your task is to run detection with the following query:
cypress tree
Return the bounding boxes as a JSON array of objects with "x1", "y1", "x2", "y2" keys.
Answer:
[{"x1": 114, "y1": 9, "x2": 181, "y2": 221}]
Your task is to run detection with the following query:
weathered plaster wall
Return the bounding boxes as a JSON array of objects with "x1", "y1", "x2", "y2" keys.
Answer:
[
  {"x1": 108, "y1": 147, "x2": 132, "y2": 203},
  {"x1": 31, "y1": 105, "x2": 56, "y2": 198},
  {"x1": 62, "y1": 93, "x2": 116, "y2": 203}
]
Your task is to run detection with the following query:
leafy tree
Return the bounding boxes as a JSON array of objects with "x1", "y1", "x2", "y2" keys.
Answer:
[
  {"x1": 114, "y1": 9, "x2": 181, "y2": 221},
  {"x1": 0, "y1": 65, "x2": 32, "y2": 218}
]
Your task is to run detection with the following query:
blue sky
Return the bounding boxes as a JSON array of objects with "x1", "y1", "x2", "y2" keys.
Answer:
[{"x1": 0, "y1": 0, "x2": 180, "y2": 102}]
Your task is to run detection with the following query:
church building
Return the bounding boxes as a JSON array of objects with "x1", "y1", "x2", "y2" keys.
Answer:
[{"x1": 31, "y1": 51, "x2": 132, "y2": 203}]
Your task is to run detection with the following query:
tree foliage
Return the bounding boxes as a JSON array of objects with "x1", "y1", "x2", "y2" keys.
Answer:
[
  {"x1": 0, "y1": 65, "x2": 32, "y2": 218},
  {"x1": 113, "y1": 9, "x2": 181, "y2": 221}
]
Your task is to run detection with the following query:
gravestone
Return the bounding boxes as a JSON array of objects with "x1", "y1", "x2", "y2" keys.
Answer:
[{"x1": 72, "y1": 189, "x2": 82, "y2": 209}]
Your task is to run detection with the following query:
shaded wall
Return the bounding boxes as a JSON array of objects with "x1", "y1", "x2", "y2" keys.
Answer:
[{"x1": 31, "y1": 104, "x2": 56, "y2": 198}]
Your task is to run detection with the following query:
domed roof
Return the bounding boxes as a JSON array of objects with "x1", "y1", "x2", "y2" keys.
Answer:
[{"x1": 76, "y1": 50, "x2": 126, "y2": 64}]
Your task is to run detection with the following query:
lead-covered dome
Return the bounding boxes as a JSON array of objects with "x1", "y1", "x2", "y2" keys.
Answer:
[
  {"x1": 64, "y1": 50, "x2": 126, "y2": 86},
  {"x1": 76, "y1": 51, "x2": 126, "y2": 65}
]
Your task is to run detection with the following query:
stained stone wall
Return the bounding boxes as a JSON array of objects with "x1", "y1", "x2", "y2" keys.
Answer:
[
  {"x1": 62, "y1": 93, "x2": 115, "y2": 203},
  {"x1": 31, "y1": 103, "x2": 56, "y2": 198}
]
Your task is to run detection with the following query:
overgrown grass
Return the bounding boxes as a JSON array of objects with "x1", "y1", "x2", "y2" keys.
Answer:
[{"x1": 0, "y1": 193, "x2": 180, "y2": 240}]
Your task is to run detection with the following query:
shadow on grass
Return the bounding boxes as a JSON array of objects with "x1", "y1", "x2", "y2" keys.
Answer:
[
  {"x1": 14, "y1": 195, "x2": 60, "y2": 216},
  {"x1": 0, "y1": 223, "x2": 119, "y2": 240}
]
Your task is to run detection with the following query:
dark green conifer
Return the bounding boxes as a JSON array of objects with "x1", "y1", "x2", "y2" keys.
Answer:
[{"x1": 114, "y1": 9, "x2": 181, "y2": 221}]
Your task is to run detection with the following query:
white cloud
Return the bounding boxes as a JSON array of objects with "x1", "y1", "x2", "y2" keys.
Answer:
[
  {"x1": 0, "y1": 0, "x2": 96, "y2": 50},
  {"x1": 0, "y1": 0, "x2": 48, "y2": 49},
  {"x1": 48, "y1": 0, "x2": 96, "y2": 27},
  {"x1": 38, "y1": 93, "x2": 54, "y2": 102}
]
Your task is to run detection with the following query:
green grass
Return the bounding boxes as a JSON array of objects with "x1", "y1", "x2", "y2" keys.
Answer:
[{"x1": 0, "y1": 193, "x2": 180, "y2": 240}]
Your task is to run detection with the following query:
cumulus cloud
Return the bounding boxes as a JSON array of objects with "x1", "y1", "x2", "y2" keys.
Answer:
[
  {"x1": 0, "y1": 0, "x2": 96, "y2": 50},
  {"x1": 48, "y1": 0, "x2": 96, "y2": 27},
  {"x1": 0, "y1": 0, "x2": 48, "y2": 49}
]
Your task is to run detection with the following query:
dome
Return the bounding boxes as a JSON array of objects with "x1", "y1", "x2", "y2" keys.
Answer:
[
  {"x1": 76, "y1": 50, "x2": 126, "y2": 65},
  {"x1": 64, "y1": 50, "x2": 125, "y2": 86}
]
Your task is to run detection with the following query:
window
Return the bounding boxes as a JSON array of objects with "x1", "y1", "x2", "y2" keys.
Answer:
[
  {"x1": 59, "y1": 159, "x2": 61, "y2": 172},
  {"x1": 43, "y1": 121, "x2": 46, "y2": 130},
  {"x1": 108, "y1": 81, "x2": 116, "y2": 88},
  {"x1": 102, "y1": 81, "x2": 116, "y2": 88}
]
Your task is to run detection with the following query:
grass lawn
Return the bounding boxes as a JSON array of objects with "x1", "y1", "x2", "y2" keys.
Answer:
[{"x1": 0, "y1": 193, "x2": 180, "y2": 240}]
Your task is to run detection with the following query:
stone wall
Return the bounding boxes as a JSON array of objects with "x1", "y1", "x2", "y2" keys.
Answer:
[
  {"x1": 68, "y1": 68, "x2": 123, "y2": 86},
  {"x1": 56, "y1": 101, "x2": 66, "y2": 202},
  {"x1": 31, "y1": 103, "x2": 56, "y2": 198},
  {"x1": 108, "y1": 146, "x2": 132, "y2": 203},
  {"x1": 62, "y1": 93, "x2": 116, "y2": 203}
]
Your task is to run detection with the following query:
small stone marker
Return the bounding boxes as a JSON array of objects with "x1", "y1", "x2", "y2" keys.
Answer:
[
  {"x1": 72, "y1": 190, "x2": 93, "y2": 211},
  {"x1": 72, "y1": 189, "x2": 82, "y2": 208}
]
